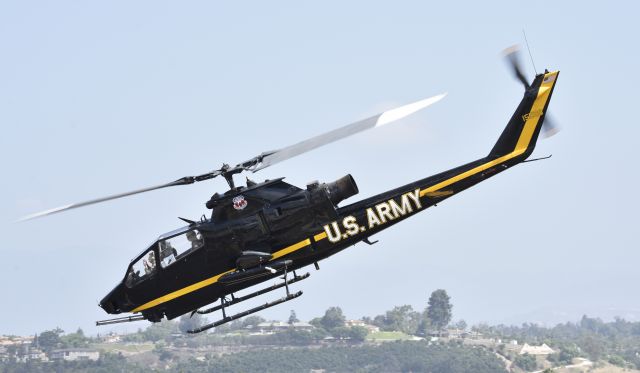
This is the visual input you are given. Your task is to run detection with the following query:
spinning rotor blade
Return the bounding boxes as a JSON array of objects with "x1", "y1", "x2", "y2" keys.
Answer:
[
  {"x1": 251, "y1": 93, "x2": 447, "y2": 171},
  {"x1": 17, "y1": 172, "x2": 222, "y2": 222},
  {"x1": 503, "y1": 45, "x2": 530, "y2": 90},
  {"x1": 542, "y1": 114, "x2": 560, "y2": 138},
  {"x1": 19, "y1": 93, "x2": 445, "y2": 222}
]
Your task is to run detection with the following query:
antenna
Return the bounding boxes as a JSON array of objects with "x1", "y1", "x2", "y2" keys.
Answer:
[{"x1": 522, "y1": 29, "x2": 538, "y2": 75}]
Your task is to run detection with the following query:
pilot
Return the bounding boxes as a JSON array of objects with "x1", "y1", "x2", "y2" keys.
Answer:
[
  {"x1": 159, "y1": 241, "x2": 177, "y2": 263},
  {"x1": 186, "y1": 231, "x2": 203, "y2": 250},
  {"x1": 143, "y1": 251, "x2": 156, "y2": 275},
  {"x1": 125, "y1": 268, "x2": 138, "y2": 287}
]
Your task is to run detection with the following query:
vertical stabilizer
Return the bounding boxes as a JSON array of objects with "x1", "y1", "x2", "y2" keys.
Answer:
[{"x1": 489, "y1": 70, "x2": 559, "y2": 161}]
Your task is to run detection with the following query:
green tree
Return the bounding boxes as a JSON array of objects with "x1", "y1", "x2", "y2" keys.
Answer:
[
  {"x1": 417, "y1": 313, "x2": 432, "y2": 336},
  {"x1": 178, "y1": 313, "x2": 204, "y2": 334},
  {"x1": 309, "y1": 317, "x2": 323, "y2": 329},
  {"x1": 580, "y1": 315, "x2": 604, "y2": 333},
  {"x1": 309, "y1": 326, "x2": 329, "y2": 340},
  {"x1": 453, "y1": 319, "x2": 468, "y2": 331},
  {"x1": 288, "y1": 310, "x2": 299, "y2": 325},
  {"x1": 330, "y1": 326, "x2": 352, "y2": 339},
  {"x1": 153, "y1": 341, "x2": 174, "y2": 361},
  {"x1": 514, "y1": 353, "x2": 537, "y2": 371},
  {"x1": 609, "y1": 355, "x2": 626, "y2": 367},
  {"x1": 242, "y1": 315, "x2": 266, "y2": 328},
  {"x1": 427, "y1": 289, "x2": 452, "y2": 331},
  {"x1": 581, "y1": 335, "x2": 604, "y2": 361},
  {"x1": 349, "y1": 326, "x2": 369, "y2": 342},
  {"x1": 38, "y1": 328, "x2": 64, "y2": 352},
  {"x1": 321, "y1": 307, "x2": 346, "y2": 330},
  {"x1": 143, "y1": 319, "x2": 176, "y2": 341},
  {"x1": 242, "y1": 315, "x2": 267, "y2": 328},
  {"x1": 60, "y1": 327, "x2": 89, "y2": 348},
  {"x1": 374, "y1": 305, "x2": 422, "y2": 334},
  {"x1": 122, "y1": 329, "x2": 145, "y2": 343},
  {"x1": 558, "y1": 345, "x2": 579, "y2": 364},
  {"x1": 5, "y1": 344, "x2": 18, "y2": 362}
]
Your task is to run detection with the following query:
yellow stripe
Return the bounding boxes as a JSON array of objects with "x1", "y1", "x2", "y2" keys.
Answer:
[
  {"x1": 420, "y1": 71, "x2": 557, "y2": 198},
  {"x1": 132, "y1": 269, "x2": 234, "y2": 313},
  {"x1": 133, "y1": 237, "x2": 312, "y2": 313},
  {"x1": 423, "y1": 190, "x2": 454, "y2": 198},
  {"x1": 271, "y1": 239, "x2": 311, "y2": 260},
  {"x1": 314, "y1": 232, "x2": 327, "y2": 242}
]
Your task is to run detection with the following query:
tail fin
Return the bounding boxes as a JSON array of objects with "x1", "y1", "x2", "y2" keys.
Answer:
[{"x1": 489, "y1": 70, "x2": 559, "y2": 160}]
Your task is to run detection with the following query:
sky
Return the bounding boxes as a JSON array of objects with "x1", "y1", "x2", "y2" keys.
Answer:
[{"x1": 1, "y1": 1, "x2": 639, "y2": 336}]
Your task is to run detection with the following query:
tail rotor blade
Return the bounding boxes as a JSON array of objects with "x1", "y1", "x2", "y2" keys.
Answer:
[
  {"x1": 542, "y1": 114, "x2": 560, "y2": 138},
  {"x1": 502, "y1": 44, "x2": 559, "y2": 139},
  {"x1": 503, "y1": 45, "x2": 530, "y2": 90}
]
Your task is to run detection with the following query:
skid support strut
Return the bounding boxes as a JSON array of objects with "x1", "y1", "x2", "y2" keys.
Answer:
[
  {"x1": 187, "y1": 291, "x2": 302, "y2": 334},
  {"x1": 187, "y1": 266, "x2": 309, "y2": 333},
  {"x1": 197, "y1": 272, "x2": 309, "y2": 315}
]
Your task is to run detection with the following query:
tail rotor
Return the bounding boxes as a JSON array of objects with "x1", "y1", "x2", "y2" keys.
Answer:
[{"x1": 503, "y1": 45, "x2": 560, "y2": 138}]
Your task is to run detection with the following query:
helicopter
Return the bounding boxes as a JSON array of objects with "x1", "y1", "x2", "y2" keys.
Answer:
[{"x1": 21, "y1": 48, "x2": 559, "y2": 333}]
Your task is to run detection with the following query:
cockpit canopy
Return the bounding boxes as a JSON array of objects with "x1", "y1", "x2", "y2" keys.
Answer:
[{"x1": 125, "y1": 228, "x2": 204, "y2": 288}]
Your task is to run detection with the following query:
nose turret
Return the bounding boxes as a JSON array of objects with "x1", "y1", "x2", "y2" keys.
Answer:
[
  {"x1": 99, "y1": 284, "x2": 127, "y2": 314},
  {"x1": 99, "y1": 299, "x2": 117, "y2": 314}
]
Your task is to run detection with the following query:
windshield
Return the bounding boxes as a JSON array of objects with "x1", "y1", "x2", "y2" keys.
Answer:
[
  {"x1": 125, "y1": 247, "x2": 157, "y2": 288},
  {"x1": 159, "y1": 229, "x2": 204, "y2": 268},
  {"x1": 124, "y1": 229, "x2": 205, "y2": 286}
]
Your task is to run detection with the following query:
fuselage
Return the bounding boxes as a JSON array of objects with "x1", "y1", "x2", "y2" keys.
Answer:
[{"x1": 100, "y1": 70, "x2": 560, "y2": 323}]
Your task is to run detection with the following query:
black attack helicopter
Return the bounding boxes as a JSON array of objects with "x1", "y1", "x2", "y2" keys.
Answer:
[{"x1": 22, "y1": 48, "x2": 559, "y2": 333}]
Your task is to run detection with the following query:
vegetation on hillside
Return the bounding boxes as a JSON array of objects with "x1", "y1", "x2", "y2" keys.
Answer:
[
  {"x1": 4, "y1": 288, "x2": 640, "y2": 371},
  {"x1": 173, "y1": 341, "x2": 508, "y2": 373},
  {"x1": 0, "y1": 341, "x2": 507, "y2": 373}
]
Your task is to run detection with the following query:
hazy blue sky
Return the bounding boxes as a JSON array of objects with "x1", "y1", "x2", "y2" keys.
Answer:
[{"x1": 1, "y1": 2, "x2": 639, "y2": 336}]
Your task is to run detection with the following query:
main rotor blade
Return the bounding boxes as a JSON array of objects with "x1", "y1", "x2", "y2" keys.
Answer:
[
  {"x1": 19, "y1": 93, "x2": 445, "y2": 222},
  {"x1": 17, "y1": 174, "x2": 217, "y2": 222},
  {"x1": 252, "y1": 93, "x2": 447, "y2": 171}
]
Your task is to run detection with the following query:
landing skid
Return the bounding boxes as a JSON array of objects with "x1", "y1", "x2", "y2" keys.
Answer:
[
  {"x1": 195, "y1": 272, "x2": 310, "y2": 315},
  {"x1": 187, "y1": 291, "x2": 302, "y2": 334},
  {"x1": 187, "y1": 268, "x2": 309, "y2": 334}
]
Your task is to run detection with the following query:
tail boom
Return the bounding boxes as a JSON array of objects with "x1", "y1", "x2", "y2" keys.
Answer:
[{"x1": 312, "y1": 70, "x2": 560, "y2": 252}]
